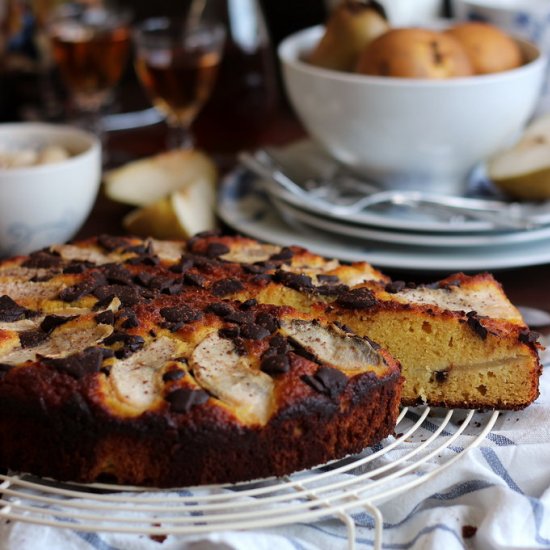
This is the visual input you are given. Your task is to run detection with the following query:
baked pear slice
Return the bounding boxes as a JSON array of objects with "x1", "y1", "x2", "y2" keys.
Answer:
[{"x1": 190, "y1": 332, "x2": 275, "y2": 425}]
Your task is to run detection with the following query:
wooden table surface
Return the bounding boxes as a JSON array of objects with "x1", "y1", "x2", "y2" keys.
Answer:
[{"x1": 76, "y1": 112, "x2": 550, "y2": 312}]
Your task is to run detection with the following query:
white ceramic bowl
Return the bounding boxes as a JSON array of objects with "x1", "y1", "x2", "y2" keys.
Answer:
[
  {"x1": 0, "y1": 123, "x2": 101, "y2": 257},
  {"x1": 278, "y1": 25, "x2": 546, "y2": 195}
]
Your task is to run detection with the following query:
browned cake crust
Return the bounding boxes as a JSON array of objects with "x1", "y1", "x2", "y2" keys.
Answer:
[
  {"x1": 192, "y1": 232, "x2": 541, "y2": 409},
  {"x1": 0, "y1": 357, "x2": 399, "y2": 486},
  {"x1": 0, "y1": 233, "x2": 542, "y2": 486},
  {"x1": 227, "y1": 238, "x2": 542, "y2": 411},
  {"x1": 0, "y1": 234, "x2": 402, "y2": 487},
  {"x1": 262, "y1": 271, "x2": 542, "y2": 410}
]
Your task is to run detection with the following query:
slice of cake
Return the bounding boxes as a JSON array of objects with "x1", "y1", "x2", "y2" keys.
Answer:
[
  {"x1": 192, "y1": 233, "x2": 542, "y2": 410},
  {"x1": 317, "y1": 273, "x2": 541, "y2": 409}
]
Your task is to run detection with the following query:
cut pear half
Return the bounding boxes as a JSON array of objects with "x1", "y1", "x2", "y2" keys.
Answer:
[
  {"x1": 488, "y1": 115, "x2": 550, "y2": 200},
  {"x1": 123, "y1": 177, "x2": 217, "y2": 240},
  {"x1": 104, "y1": 149, "x2": 217, "y2": 207}
]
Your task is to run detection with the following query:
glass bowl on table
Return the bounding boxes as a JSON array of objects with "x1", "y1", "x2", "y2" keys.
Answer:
[{"x1": 133, "y1": 15, "x2": 225, "y2": 150}]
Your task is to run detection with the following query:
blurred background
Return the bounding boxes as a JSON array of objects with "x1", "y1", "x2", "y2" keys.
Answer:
[
  {"x1": 0, "y1": 0, "x2": 323, "y2": 123},
  {"x1": 0, "y1": 0, "x2": 453, "y2": 128}
]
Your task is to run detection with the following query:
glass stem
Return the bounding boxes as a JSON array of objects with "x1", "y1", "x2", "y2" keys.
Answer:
[
  {"x1": 167, "y1": 121, "x2": 194, "y2": 150},
  {"x1": 70, "y1": 96, "x2": 108, "y2": 165}
]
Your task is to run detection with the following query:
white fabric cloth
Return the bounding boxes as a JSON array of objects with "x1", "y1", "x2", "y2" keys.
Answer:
[{"x1": 1, "y1": 347, "x2": 549, "y2": 550}]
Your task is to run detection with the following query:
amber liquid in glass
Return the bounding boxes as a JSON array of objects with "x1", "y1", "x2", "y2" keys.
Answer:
[
  {"x1": 50, "y1": 24, "x2": 130, "y2": 103},
  {"x1": 135, "y1": 50, "x2": 221, "y2": 127}
]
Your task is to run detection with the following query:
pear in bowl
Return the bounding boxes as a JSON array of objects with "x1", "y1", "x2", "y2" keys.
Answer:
[
  {"x1": 308, "y1": 0, "x2": 389, "y2": 72},
  {"x1": 279, "y1": 22, "x2": 545, "y2": 194},
  {"x1": 356, "y1": 27, "x2": 473, "y2": 78},
  {"x1": 446, "y1": 22, "x2": 523, "y2": 75}
]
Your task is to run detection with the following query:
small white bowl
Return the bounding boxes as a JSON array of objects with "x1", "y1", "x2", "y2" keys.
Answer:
[
  {"x1": 278, "y1": 25, "x2": 546, "y2": 195},
  {"x1": 0, "y1": 123, "x2": 101, "y2": 257}
]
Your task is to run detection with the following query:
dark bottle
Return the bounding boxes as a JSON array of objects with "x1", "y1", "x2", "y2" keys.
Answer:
[{"x1": 191, "y1": 0, "x2": 279, "y2": 153}]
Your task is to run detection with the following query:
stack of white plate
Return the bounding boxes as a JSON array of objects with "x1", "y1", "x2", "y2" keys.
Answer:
[{"x1": 218, "y1": 141, "x2": 550, "y2": 273}]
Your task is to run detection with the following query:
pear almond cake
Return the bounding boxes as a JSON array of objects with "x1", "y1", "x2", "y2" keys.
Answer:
[{"x1": 0, "y1": 233, "x2": 542, "y2": 487}]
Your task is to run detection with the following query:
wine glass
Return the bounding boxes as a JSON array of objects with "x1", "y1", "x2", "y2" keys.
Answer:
[
  {"x1": 48, "y1": 3, "x2": 131, "y2": 135},
  {"x1": 133, "y1": 16, "x2": 225, "y2": 150}
]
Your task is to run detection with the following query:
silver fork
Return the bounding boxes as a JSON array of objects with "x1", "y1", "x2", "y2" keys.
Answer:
[
  {"x1": 239, "y1": 150, "x2": 541, "y2": 231},
  {"x1": 337, "y1": 189, "x2": 540, "y2": 230}
]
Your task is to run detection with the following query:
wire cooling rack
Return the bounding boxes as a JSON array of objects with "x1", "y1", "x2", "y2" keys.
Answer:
[{"x1": 0, "y1": 406, "x2": 499, "y2": 550}]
